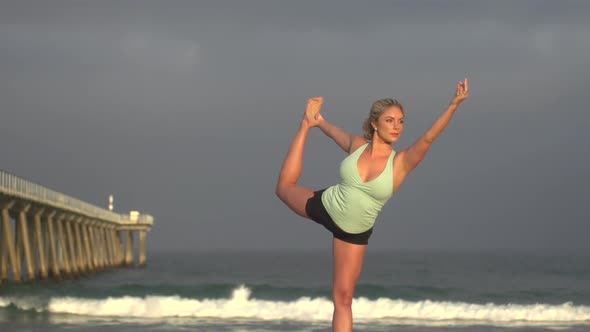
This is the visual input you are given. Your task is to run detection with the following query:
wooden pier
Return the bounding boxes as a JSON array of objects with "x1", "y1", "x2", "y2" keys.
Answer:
[{"x1": 0, "y1": 169, "x2": 153, "y2": 284}]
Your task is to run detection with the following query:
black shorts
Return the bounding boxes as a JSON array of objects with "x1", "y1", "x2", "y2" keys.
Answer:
[{"x1": 305, "y1": 189, "x2": 373, "y2": 245}]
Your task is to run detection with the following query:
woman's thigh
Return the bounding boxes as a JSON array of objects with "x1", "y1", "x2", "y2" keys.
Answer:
[{"x1": 332, "y1": 237, "x2": 367, "y2": 294}]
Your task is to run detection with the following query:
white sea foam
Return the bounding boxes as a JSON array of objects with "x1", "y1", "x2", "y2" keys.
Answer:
[{"x1": 1, "y1": 285, "x2": 589, "y2": 327}]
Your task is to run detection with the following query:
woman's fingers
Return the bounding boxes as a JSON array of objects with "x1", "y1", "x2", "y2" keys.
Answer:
[
  {"x1": 456, "y1": 79, "x2": 469, "y2": 97},
  {"x1": 452, "y1": 79, "x2": 469, "y2": 104}
]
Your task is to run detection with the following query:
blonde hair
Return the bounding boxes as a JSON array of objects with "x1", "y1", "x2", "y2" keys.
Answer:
[{"x1": 362, "y1": 98, "x2": 404, "y2": 140}]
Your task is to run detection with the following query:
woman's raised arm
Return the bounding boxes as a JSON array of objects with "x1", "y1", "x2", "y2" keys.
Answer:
[{"x1": 402, "y1": 78, "x2": 470, "y2": 173}]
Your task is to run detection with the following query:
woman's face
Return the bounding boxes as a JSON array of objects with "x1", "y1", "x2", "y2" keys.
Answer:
[{"x1": 373, "y1": 106, "x2": 405, "y2": 143}]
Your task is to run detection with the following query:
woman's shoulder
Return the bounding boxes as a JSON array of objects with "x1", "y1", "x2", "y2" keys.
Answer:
[{"x1": 348, "y1": 136, "x2": 368, "y2": 154}]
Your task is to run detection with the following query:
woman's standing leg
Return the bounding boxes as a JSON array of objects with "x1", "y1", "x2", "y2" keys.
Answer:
[
  {"x1": 332, "y1": 238, "x2": 367, "y2": 332},
  {"x1": 275, "y1": 97, "x2": 323, "y2": 218}
]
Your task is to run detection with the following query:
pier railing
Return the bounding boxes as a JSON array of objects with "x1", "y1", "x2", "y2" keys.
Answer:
[{"x1": 0, "y1": 169, "x2": 153, "y2": 225}]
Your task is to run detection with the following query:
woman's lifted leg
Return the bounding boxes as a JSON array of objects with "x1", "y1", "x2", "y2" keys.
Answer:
[{"x1": 275, "y1": 97, "x2": 324, "y2": 219}]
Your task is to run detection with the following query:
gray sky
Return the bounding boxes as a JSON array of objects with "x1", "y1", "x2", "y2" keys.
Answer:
[{"x1": 1, "y1": 1, "x2": 589, "y2": 252}]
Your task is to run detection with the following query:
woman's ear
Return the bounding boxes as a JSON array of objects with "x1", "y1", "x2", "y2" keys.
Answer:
[{"x1": 370, "y1": 120, "x2": 378, "y2": 130}]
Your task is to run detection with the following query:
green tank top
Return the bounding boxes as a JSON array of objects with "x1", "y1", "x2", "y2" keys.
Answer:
[{"x1": 321, "y1": 143, "x2": 396, "y2": 233}]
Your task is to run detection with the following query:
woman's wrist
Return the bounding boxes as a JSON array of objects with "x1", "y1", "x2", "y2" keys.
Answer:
[
  {"x1": 317, "y1": 116, "x2": 327, "y2": 129},
  {"x1": 449, "y1": 100, "x2": 461, "y2": 108},
  {"x1": 299, "y1": 119, "x2": 312, "y2": 131}
]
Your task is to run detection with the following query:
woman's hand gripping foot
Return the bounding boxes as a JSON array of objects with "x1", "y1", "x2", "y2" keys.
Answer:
[{"x1": 302, "y1": 96, "x2": 324, "y2": 129}]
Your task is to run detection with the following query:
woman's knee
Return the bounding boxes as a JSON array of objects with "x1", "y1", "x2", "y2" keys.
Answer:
[
  {"x1": 333, "y1": 286, "x2": 354, "y2": 307},
  {"x1": 275, "y1": 183, "x2": 285, "y2": 200},
  {"x1": 275, "y1": 183, "x2": 293, "y2": 207},
  {"x1": 274, "y1": 184, "x2": 314, "y2": 218}
]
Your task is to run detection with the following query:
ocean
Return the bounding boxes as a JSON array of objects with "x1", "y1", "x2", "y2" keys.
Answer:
[{"x1": 1, "y1": 249, "x2": 589, "y2": 331}]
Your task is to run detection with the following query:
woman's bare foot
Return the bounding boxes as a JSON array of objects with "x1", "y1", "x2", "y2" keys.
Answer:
[{"x1": 302, "y1": 97, "x2": 323, "y2": 128}]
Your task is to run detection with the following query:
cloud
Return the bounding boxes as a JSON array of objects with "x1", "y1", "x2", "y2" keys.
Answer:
[
  {"x1": 120, "y1": 32, "x2": 200, "y2": 70},
  {"x1": 531, "y1": 24, "x2": 590, "y2": 60},
  {"x1": 1, "y1": 23, "x2": 200, "y2": 72}
]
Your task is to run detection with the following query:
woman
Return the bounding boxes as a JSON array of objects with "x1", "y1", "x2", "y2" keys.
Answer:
[{"x1": 275, "y1": 79, "x2": 469, "y2": 331}]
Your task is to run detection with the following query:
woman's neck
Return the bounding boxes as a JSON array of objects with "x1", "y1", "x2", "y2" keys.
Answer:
[{"x1": 368, "y1": 139, "x2": 393, "y2": 156}]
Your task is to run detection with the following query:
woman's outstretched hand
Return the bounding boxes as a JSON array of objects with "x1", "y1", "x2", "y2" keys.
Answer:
[
  {"x1": 303, "y1": 96, "x2": 324, "y2": 128},
  {"x1": 451, "y1": 78, "x2": 469, "y2": 106}
]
